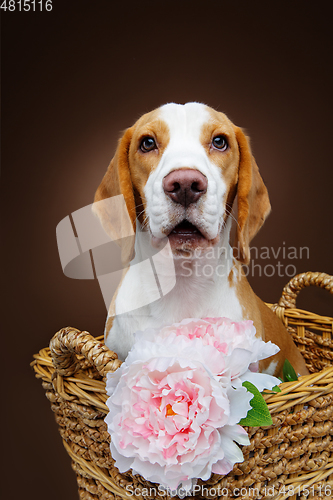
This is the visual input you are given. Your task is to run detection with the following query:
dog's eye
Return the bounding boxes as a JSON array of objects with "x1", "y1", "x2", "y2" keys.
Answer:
[
  {"x1": 140, "y1": 136, "x2": 157, "y2": 152},
  {"x1": 212, "y1": 135, "x2": 228, "y2": 151}
]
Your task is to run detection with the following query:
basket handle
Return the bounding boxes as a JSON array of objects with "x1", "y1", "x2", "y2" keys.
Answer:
[
  {"x1": 49, "y1": 326, "x2": 122, "y2": 378},
  {"x1": 273, "y1": 271, "x2": 333, "y2": 310}
]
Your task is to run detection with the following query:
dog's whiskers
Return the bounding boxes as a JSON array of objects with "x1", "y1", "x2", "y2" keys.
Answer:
[
  {"x1": 141, "y1": 214, "x2": 150, "y2": 231},
  {"x1": 136, "y1": 208, "x2": 146, "y2": 220},
  {"x1": 225, "y1": 204, "x2": 240, "y2": 230}
]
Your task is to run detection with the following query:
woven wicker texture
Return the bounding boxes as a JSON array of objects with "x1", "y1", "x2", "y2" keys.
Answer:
[{"x1": 32, "y1": 272, "x2": 333, "y2": 500}]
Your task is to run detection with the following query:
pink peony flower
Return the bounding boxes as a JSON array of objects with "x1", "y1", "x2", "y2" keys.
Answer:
[
  {"x1": 105, "y1": 317, "x2": 280, "y2": 491},
  {"x1": 105, "y1": 344, "x2": 251, "y2": 491}
]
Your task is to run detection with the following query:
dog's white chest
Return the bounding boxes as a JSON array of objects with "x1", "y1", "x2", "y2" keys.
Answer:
[{"x1": 106, "y1": 255, "x2": 243, "y2": 360}]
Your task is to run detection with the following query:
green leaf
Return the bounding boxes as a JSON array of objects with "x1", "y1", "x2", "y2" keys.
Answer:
[
  {"x1": 282, "y1": 359, "x2": 298, "y2": 382},
  {"x1": 272, "y1": 385, "x2": 281, "y2": 393},
  {"x1": 239, "y1": 381, "x2": 273, "y2": 427}
]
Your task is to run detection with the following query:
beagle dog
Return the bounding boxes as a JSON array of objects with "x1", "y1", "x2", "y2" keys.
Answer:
[{"x1": 93, "y1": 102, "x2": 308, "y2": 377}]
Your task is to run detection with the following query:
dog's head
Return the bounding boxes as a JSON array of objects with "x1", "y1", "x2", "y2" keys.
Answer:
[{"x1": 94, "y1": 102, "x2": 270, "y2": 265}]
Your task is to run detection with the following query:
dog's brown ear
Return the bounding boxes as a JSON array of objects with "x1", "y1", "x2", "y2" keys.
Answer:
[
  {"x1": 93, "y1": 127, "x2": 136, "y2": 264},
  {"x1": 94, "y1": 126, "x2": 136, "y2": 228},
  {"x1": 233, "y1": 126, "x2": 271, "y2": 265}
]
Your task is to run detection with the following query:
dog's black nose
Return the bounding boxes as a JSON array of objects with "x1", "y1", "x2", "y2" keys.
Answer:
[{"x1": 163, "y1": 169, "x2": 208, "y2": 207}]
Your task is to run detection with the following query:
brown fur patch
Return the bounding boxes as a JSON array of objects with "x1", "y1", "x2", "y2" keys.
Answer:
[
  {"x1": 232, "y1": 263, "x2": 308, "y2": 376},
  {"x1": 256, "y1": 297, "x2": 309, "y2": 377},
  {"x1": 232, "y1": 127, "x2": 271, "y2": 265}
]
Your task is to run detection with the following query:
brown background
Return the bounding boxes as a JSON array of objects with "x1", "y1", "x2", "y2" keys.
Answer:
[{"x1": 2, "y1": 1, "x2": 333, "y2": 499}]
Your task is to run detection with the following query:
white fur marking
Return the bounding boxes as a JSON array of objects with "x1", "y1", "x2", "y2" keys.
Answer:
[{"x1": 262, "y1": 361, "x2": 278, "y2": 376}]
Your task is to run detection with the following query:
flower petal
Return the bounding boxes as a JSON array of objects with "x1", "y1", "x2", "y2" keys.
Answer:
[{"x1": 239, "y1": 371, "x2": 281, "y2": 391}]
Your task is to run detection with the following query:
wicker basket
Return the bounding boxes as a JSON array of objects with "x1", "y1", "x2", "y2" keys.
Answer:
[{"x1": 32, "y1": 272, "x2": 333, "y2": 500}]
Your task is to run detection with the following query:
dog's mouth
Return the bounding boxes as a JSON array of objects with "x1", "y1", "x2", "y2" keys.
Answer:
[
  {"x1": 150, "y1": 219, "x2": 220, "y2": 256},
  {"x1": 168, "y1": 220, "x2": 204, "y2": 238},
  {"x1": 166, "y1": 219, "x2": 209, "y2": 253}
]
